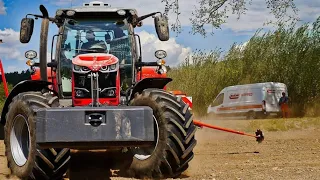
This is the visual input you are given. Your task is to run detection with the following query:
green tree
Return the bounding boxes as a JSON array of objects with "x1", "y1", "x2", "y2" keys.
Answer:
[
  {"x1": 0, "y1": 70, "x2": 31, "y2": 111},
  {"x1": 0, "y1": 83, "x2": 13, "y2": 112}
]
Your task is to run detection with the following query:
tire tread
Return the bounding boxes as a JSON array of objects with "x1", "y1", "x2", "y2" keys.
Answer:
[
  {"x1": 4, "y1": 91, "x2": 70, "y2": 180},
  {"x1": 128, "y1": 88, "x2": 197, "y2": 178}
]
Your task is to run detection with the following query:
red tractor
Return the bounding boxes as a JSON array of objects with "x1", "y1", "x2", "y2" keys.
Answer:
[
  {"x1": 30, "y1": 49, "x2": 194, "y2": 110},
  {"x1": 29, "y1": 49, "x2": 194, "y2": 108},
  {"x1": 0, "y1": 2, "x2": 196, "y2": 179}
]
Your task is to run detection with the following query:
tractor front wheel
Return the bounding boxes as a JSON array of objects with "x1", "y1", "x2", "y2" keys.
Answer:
[
  {"x1": 126, "y1": 88, "x2": 197, "y2": 178},
  {"x1": 4, "y1": 91, "x2": 70, "y2": 180}
]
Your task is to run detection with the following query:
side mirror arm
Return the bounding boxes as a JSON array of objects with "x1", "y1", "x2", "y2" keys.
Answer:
[{"x1": 131, "y1": 12, "x2": 162, "y2": 27}]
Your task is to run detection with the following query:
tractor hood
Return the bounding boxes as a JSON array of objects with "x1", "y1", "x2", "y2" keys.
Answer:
[{"x1": 72, "y1": 53, "x2": 119, "y2": 72}]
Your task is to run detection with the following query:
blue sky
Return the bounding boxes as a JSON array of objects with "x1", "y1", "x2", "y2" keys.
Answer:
[{"x1": 0, "y1": 0, "x2": 319, "y2": 72}]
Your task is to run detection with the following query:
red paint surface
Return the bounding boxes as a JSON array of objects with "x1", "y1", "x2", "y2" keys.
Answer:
[{"x1": 72, "y1": 54, "x2": 119, "y2": 71}]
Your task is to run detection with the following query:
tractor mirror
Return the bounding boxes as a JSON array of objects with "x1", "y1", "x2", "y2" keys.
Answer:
[
  {"x1": 20, "y1": 18, "x2": 34, "y2": 43},
  {"x1": 154, "y1": 15, "x2": 169, "y2": 41}
]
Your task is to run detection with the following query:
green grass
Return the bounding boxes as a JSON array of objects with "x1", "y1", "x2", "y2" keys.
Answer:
[{"x1": 246, "y1": 117, "x2": 320, "y2": 132}]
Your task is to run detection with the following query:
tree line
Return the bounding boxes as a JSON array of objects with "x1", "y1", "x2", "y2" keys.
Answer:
[
  {"x1": 167, "y1": 16, "x2": 320, "y2": 117},
  {"x1": 0, "y1": 70, "x2": 31, "y2": 108},
  {"x1": 0, "y1": 70, "x2": 31, "y2": 86}
]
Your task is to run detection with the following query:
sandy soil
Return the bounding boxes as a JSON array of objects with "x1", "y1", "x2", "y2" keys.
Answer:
[{"x1": 1, "y1": 118, "x2": 319, "y2": 180}]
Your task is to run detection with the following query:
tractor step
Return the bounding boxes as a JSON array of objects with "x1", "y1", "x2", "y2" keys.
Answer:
[{"x1": 35, "y1": 106, "x2": 155, "y2": 149}]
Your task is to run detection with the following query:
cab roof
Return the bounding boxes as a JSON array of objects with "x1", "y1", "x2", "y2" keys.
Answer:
[{"x1": 57, "y1": 1, "x2": 137, "y2": 14}]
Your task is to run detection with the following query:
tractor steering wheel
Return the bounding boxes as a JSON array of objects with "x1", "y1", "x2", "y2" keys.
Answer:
[{"x1": 88, "y1": 43, "x2": 108, "y2": 53}]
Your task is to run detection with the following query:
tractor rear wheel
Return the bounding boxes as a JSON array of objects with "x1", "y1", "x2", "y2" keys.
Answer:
[
  {"x1": 4, "y1": 91, "x2": 70, "y2": 180},
  {"x1": 126, "y1": 88, "x2": 197, "y2": 178}
]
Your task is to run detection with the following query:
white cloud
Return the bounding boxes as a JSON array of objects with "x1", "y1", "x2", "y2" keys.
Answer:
[
  {"x1": 235, "y1": 41, "x2": 248, "y2": 51},
  {"x1": 137, "y1": 30, "x2": 191, "y2": 66},
  {"x1": 0, "y1": 28, "x2": 25, "y2": 61},
  {"x1": 0, "y1": 0, "x2": 6, "y2": 15}
]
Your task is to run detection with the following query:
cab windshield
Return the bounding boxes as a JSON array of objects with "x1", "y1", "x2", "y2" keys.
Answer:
[{"x1": 59, "y1": 18, "x2": 133, "y2": 95}]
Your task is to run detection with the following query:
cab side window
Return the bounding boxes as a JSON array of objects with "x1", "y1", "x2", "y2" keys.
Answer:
[{"x1": 212, "y1": 93, "x2": 224, "y2": 106}]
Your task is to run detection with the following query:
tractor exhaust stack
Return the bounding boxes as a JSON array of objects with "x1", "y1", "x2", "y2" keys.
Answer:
[{"x1": 39, "y1": 5, "x2": 50, "y2": 81}]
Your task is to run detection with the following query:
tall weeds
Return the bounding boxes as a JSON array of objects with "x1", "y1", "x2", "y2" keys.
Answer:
[{"x1": 167, "y1": 17, "x2": 320, "y2": 117}]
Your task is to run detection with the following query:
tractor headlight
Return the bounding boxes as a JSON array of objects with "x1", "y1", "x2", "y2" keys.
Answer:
[
  {"x1": 109, "y1": 64, "x2": 116, "y2": 70},
  {"x1": 75, "y1": 90, "x2": 84, "y2": 97},
  {"x1": 73, "y1": 65, "x2": 90, "y2": 73},
  {"x1": 73, "y1": 65, "x2": 81, "y2": 71},
  {"x1": 155, "y1": 50, "x2": 167, "y2": 59},
  {"x1": 107, "y1": 89, "x2": 115, "y2": 97},
  {"x1": 158, "y1": 65, "x2": 167, "y2": 74},
  {"x1": 129, "y1": 10, "x2": 136, "y2": 15},
  {"x1": 156, "y1": 59, "x2": 166, "y2": 66},
  {"x1": 101, "y1": 66, "x2": 108, "y2": 71},
  {"x1": 25, "y1": 50, "x2": 37, "y2": 59},
  {"x1": 56, "y1": 10, "x2": 64, "y2": 16},
  {"x1": 117, "y1": 9, "x2": 126, "y2": 16},
  {"x1": 82, "y1": 66, "x2": 89, "y2": 71},
  {"x1": 66, "y1": 10, "x2": 75, "y2": 16}
]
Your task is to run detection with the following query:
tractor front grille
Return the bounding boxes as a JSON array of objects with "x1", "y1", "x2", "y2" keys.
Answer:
[{"x1": 73, "y1": 71, "x2": 117, "y2": 99}]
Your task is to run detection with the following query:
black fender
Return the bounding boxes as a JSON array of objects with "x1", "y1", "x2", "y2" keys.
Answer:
[
  {"x1": 129, "y1": 77, "x2": 172, "y2": 100},
  {"x1": 0, "y1": 80, "x2": 53, "y2": 140}
]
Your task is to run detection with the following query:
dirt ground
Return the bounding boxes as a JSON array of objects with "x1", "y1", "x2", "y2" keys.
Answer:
[{"x1": 0, "y1": 118, "x2": 319, "y2": 180}]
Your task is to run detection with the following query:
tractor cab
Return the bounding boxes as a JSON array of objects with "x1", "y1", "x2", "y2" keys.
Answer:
[
  {"x1": 59, "y1": 16, "x2": 133, "y2": 105},
  {"x1": 22, "y1": 1, "x2": 169, "y2": 106},
  {"x1": 57, "y1": 3, "x2": 139, "y2": 106}
]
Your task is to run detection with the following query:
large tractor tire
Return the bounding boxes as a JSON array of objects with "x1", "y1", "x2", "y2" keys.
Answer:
[
  {"x1": 4, "y1": 91, "x2": 70, "y2": 180},
  {"x1": 126, "y1": 88, "x2": 197, "y2": 178}
]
